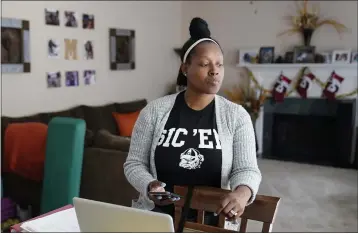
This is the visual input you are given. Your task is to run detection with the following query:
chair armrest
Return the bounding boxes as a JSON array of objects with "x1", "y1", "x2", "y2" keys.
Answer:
[{"x1": 80, "y1": 147, "x2": 139, "y2": 207}]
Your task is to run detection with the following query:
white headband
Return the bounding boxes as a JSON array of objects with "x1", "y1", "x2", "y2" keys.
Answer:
[{"x1": 182, "y1": 38, "x2": 219, "y2": 63}]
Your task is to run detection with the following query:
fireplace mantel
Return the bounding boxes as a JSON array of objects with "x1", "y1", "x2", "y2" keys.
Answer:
[{"x1": 237, "y1": 63, "x2": 358, "y2": 158}]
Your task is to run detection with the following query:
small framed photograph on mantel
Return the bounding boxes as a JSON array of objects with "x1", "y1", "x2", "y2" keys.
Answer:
[
  {"x1": 258, "y1": 46, "x2": 275, "y2": 64},
  {"x1": 321, "y1": 52, "x2": 332, "y2": 64},
  {"x1": 284, "y1": 51, "x2": 294, "y2": 63},
  {"x1": 238, "y1": 48, "x2": 259, "y2": 65},
  {"x1": 293, "y1": 46, "x2": 315, "y2": 63},
  {"x1": 351, "y1": 51, "x2": 358, "y2": 63},
  {"x1": 332, "y1": 50, "x2": 351, "y2": 64}
]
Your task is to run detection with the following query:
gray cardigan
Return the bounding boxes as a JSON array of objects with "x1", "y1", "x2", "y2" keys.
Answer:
[{"x1": 123, "y1": 93, "x2": 262, "y2": 210}]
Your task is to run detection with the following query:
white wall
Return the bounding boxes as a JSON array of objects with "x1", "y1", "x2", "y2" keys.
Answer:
[
  {"x1": 2, "y1": 1, "x2": 182, "y2": 117},
  {"x1": 181, "y1": 1, "x2": 358, "y2": 88},
  {"x1": 181, "y1": 1, "x2": 358, "y2": 153},
  {"x1": 2, "y1": 1, "x2": 357, "y2": 119}
]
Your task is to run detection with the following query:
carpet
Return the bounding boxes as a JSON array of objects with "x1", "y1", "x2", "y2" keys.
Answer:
[{"x1": 243, "y1": 159, "x2": 358, "y2": 232}]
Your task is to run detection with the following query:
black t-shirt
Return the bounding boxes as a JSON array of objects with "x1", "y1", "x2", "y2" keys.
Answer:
[{"x1": 154, "y1": 91, "x2": 222, "y2": 216}]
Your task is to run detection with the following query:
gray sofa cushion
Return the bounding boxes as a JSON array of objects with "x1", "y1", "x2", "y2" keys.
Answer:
[{"x1": 94, "y1": 129, "x2": 131, "y2": 152}]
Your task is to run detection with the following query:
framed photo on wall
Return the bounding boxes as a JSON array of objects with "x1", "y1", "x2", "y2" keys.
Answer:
[
  {"x1": 1, "y1": 17, "x2": 31, "y2": 73},
  {"x1": 109, "y1": 28, "x2": 135, "y2": 70}
]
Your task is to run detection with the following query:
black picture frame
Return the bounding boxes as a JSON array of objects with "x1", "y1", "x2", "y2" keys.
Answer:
[
  {"x1": 284, "y1": 51, "x2": 294, "y2": 63},
  {"x1": 293, "y1": 46, "x2": 316, "y2": 63},
  {"x1": 259, "y1": 46, "x2": 275, "y2": 64},
  {"x1": 1, "y1": 17, "x2": 31, "y2": 73},
  {"x1": 45, "y1": 9, "x2": 60, "y2": 26},
  {"x1": 109, "y1": 28, "x2": 135, "y2": 70}
]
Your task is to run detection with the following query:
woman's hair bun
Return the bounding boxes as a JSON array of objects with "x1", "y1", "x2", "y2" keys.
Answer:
[{"x1": 189, "y1": 17, "x2": 211, "y2": 40}]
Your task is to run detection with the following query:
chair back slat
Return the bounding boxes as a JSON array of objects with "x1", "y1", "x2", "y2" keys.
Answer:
[
  {"x1": 185, "y1": 222, "x2": 237, "y2": 233},
  {"x1": 239, "y1": 218, "x2": 248, "y2": 232},
  {"x1": 241, "y1": 195, "x2": 281, "y2": 223},
  {"x1": 197, "y1": 210, "x2": 205, "y2": 224},
  {"x1": 218, "y1": 215, "x2": 226, "y2": 228},
  {"x1": 174, "y1": 186, "x2": 230, "y2": 213},
  {"x1": 174, "y1": 206, "x2": 182, "y2": 231},
  {"x1": 262, "y1": 222, "x2": 273, "y2": 233},
  {"x1": 174, "y1": 186, "x2": 281, "y2": 233}
]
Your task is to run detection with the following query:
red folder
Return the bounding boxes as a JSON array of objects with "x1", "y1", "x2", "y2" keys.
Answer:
[{"x1": 10, "y1": 205, "x2": 73, "y2": 233}]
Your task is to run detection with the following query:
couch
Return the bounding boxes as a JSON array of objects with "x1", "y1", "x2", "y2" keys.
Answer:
[{"x1": 1, "y1": 99, "x2": 147, "y2": 216}]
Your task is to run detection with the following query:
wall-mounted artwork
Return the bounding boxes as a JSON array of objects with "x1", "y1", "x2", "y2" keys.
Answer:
[
  {"x1": 64, "y1": 38, "x2": 78, "y2": 60},
  {"x1": 65, "y1": 71, "x2": 79, "y2": 87},
  {"x1": 84, "y1": 70, "x2": 96, "y2": 85},
  {"x1": 47, "y1": 71, "x2": 61, "y2": 88},
  {"x1": 84, "y1": 40, "x2": 93, "y2": 59},
  {"x1": 64, "y1": 11, "x2": 78, "y2": 28},
  {"x1": 48, "y1": 39, "x2": 60, "y2": 58},
  {"x1": 109, "y1": 28, "x2": 135, "y2": 70},
  {"x1": 45, "y1": 8, "x2": 60, "y2": 26},
  {"x1": 82, "y1": 14, "x2": 94, "y2": 29},
  {"x1": 1, "y1": 17, "x2": 31, "y2": 73}
]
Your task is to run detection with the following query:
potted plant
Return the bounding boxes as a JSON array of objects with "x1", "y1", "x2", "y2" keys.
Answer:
[
  {"x1": 277, "y1": 0, "x2": 349, "y2": 46},
  {"x1": 224, "y1": 84, "x2": 268, "y2": 153}
]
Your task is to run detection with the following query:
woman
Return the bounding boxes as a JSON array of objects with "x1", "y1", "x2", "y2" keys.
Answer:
[{"x1": 124, "y1": 17, "x2": 261, "y2": 224}]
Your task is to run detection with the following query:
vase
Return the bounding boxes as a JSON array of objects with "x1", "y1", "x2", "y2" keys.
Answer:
[{"x1": 302, "y1": 28, "x2": 314, "y2": 46}]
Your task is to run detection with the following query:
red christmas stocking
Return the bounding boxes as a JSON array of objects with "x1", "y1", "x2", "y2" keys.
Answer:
[
  {"x1": 272, "y1": 74, "x2": 292, "y2": 102},
  {"x1": 296, "y1": 68, "x2": 316, "y2": 98},
  {"x1": 322, "y1": 71, "x2": 344, "y2": 100}
]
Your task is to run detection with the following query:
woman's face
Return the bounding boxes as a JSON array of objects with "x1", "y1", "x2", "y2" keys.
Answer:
[{"x1": 182, "y1": 42, "x2": 224, "y2": 95}]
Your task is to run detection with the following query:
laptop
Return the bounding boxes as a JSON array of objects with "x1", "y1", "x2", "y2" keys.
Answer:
[{"x1": 73, "y1": 197, "x2": 175, "y2": 232}]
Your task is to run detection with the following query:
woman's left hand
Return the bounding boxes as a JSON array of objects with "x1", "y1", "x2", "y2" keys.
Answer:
[{"x1": 215, "y1": 186, "x2": 252, "y2": 220}]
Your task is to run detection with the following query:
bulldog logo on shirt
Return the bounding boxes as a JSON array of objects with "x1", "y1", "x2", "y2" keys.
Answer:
[{"x1": 179, "y1": 148, "x2": 204, "y2": 170}]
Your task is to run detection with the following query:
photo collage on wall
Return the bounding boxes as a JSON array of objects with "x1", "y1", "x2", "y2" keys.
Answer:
[{"x1": 45, "y1": 8, "x2": 96, "y2": 89}]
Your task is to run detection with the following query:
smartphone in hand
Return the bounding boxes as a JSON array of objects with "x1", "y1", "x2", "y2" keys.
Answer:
[{"x1": 148, "y1": 191, "x2": 181, "y2": 201}]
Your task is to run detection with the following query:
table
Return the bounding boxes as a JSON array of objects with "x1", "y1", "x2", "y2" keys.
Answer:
[{"x1": 10, "y1": 205, "x2": 73, "y2": 232}]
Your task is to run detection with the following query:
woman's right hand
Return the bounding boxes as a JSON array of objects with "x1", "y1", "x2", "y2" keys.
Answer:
[{"x1": 148, "y1": 180, "x2": 176, "y2": 206}]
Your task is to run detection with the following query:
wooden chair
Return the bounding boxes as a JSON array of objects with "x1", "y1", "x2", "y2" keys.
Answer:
[{"x1": 173, "y1": 186, "x2": 281, "y2": 233}]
